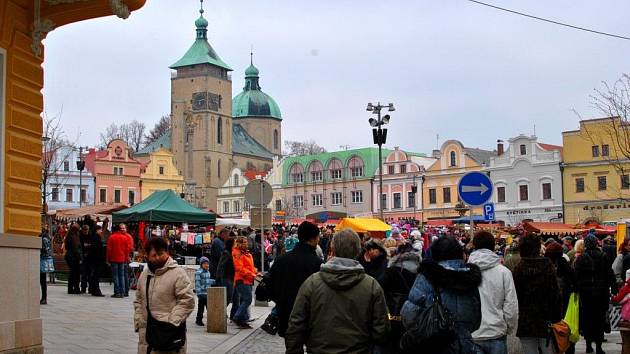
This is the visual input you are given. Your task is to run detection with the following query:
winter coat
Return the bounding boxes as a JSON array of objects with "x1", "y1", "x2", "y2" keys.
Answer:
[
  {"x1": 574, "y1": 248, "x2": 616, "y2": 341},
  {"x1": 359, "y1": 251, "x2": 388, "y2": 285},
  {"x1": 64, "y1": 232, "x2": 83, "y2": 265},
  {"x1": 622, "y1": 252, "x2": 630, "y2": 282},
  {"x1": 285, "y1": 257, "x2": 390, "y2": 354},
  {"x1": 84, "y1": 232, "x2": 104, "y2": 265},
  {"x1": 401, "y1": 259, "x2": 482, "y2": 354},
  {"x1": 513, "y1": 257, "x2": 562, "y2": 338},
  {"x1": 269, "y1": 241, "x2": 322, "y2": 337},
  {"x1": 106, "y1": 232, "x2": 132, "y2": 263},
  {"x1": 133, "y1": 257, "x2": 195, "y2": 354},
  {"x1": 194, "y1": 268, "x2": 215, "y2": 297},
  {"x1": 215, "y1": 248, "x2": 234, "y2": 287},
  {"x1": 209, "y1": 237, "x2": 224, "y2": 279},
  {"x1": 232, "y1": 248, "x2": 256, "y2": 285},
  {"x1": 468, "y1": 249, "x2": 519, "y2": 340},
  {"x1": 547, "y1": 254, "x2": 576, "y2": 313}
]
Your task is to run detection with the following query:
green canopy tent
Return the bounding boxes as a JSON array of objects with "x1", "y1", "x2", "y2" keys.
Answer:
[{"x1": 112, "y1": 189, "x2": 216, "y2": 224}]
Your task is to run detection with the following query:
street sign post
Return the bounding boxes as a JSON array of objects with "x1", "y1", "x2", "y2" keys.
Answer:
[
  {"x1": 483, "y1": 202, "x2": 495, "y2": 221},
  {"x1": 244, "y1": 179, "x2": 273, "y2": 273},
  {"x1": 458, "y1": 172, "x2": 493, "y2": 235}
]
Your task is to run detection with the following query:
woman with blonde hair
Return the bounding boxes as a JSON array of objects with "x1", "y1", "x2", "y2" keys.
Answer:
[{"x1": 569, "y1": 239, "x2": 585, "y2": 265}]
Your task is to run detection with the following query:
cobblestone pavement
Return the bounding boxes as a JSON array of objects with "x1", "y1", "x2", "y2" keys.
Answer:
[
  {"x1": 41, "y1": 283, "x2": 271, "y2": 354},
  {"x1": 226, "y1": 328, "x2": 284, "y2": 354}
]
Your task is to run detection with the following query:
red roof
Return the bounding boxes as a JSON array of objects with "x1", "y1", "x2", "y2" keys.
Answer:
[
  {"x1": 425, "y1": 219, "x2": 454, "y2": 226},
  {"x1": 243, "y1": 170, "x2": 268, "y2": 181},
  {"x1": 523, "y1": 221, "x2": 583, "y2": 235}
]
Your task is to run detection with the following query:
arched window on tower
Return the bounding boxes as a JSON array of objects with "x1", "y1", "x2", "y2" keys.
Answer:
[
  {"x1": 233, "y1": 173, "x2": 239, "y2": 186},
  {"x1": 217, "y1": 117, "x2": 223, "y2": 145},
  {"x1": 218, "y1": 159, "x2": 221, "y2": 178},
  {"x1": 449, "y1": 151, "x2": 456, "y2": 167},
  {"x1": 273, "y1": 129, "x2": 279, "y2": 150}
]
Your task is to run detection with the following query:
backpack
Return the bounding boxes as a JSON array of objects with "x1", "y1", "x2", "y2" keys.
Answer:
[{"x1": 400, "y1": 285, "x2": 456, "y2": 351}]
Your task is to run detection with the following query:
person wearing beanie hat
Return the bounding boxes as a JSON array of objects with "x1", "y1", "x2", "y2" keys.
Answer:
[
  {"x1": 195, "y1": 256, "x2": 215, "y2": 326},
  {"x1": 268, "y1": 221, "x2": 322, "y2": 337}
]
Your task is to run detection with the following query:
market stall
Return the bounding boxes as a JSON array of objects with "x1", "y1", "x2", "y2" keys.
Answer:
[
  {"x1": 112, "y1": 190, "x2": 216, "y2": 224},
  {"x1": 216, "y1": 218, "x2": 251, "y2": 227},
  {"x1": 523, "y1": 221, "x2": 584, "y2": 236},
  {"x1": 335, "y1": 218, "x2": 391, "y2": 237}
]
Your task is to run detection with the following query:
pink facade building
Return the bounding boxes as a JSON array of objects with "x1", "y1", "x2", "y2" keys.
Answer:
[{"x1": 86, "y1": 139, "x2": 142, "y2": 206}]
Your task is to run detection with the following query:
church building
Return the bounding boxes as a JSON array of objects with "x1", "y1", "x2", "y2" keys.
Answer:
[{"x1": 168, "y1": 3, "x2": 282, "y2": 208}]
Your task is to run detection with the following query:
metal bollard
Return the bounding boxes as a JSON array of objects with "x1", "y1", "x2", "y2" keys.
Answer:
[{"x1": 207, "y1": 287, "x2": 227, "y2": 333}]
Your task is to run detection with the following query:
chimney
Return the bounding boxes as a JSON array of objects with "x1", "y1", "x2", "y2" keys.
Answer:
[
  {"x1": 432, "y1": 149, "x2": 441, "y2": 158},
  {"x1": 497, "y1": 140, "x2": 504, "y2": 156}
]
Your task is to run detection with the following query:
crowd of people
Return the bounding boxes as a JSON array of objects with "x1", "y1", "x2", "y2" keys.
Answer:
[{"x1": 41, "y1": 216, "x2": 630, "y2": 354}]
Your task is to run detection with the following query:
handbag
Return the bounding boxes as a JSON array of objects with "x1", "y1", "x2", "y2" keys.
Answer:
[
  {"x1": 145, "y1": 275, "x2": 186, "y2": 352},
  {"x1": 549, "y1": 320, "x2": 571, "y2": 353},
  {"x1": 564, "y1": 292, "x2": 580, "y2": 343},
  {"x1": 400, "y1": 285, "x2": 456, "y2": 351}
]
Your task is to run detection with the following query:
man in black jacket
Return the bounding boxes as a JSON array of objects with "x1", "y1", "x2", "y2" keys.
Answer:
[
  {"x1": 269, "y1": 221, "x2": 322, "y2": 337},
  {"x1": 209, "y1": 228, "x2": 229, "y2": 279}
]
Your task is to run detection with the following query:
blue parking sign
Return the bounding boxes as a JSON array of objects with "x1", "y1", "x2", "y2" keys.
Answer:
[{"x1": 483, "y1": 203, "x2": 495, "y2": 221}]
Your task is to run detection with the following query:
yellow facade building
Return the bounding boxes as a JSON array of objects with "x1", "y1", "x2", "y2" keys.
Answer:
[
  {"x1": 0, "y1": 1, "x2": 145, "y2": 353},
  {"x1": 562, "y1": 117, "x2": 630, "y2": 224},
  {"x1": 423, "y1": 140, "x2": 494, "y2": 222},
  {"x1": 139, "y1": 148, "x2": 185, "y2": 200}
]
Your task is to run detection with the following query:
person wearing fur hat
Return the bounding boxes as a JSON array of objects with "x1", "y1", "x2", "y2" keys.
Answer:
[
  {"x1": 574, "y1": 235, "x2": 617, "y2": 354},
  {"x1": 195, "y1": 256, "x2": 215, "y2": 326}
]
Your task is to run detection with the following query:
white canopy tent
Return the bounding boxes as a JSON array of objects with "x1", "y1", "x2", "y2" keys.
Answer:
[{"x1": 215, "y1": 218, "x2": 251, "y2": 227}]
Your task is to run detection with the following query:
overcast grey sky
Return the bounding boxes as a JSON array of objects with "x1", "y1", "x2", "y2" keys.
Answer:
[{"x1": 43, "y1": 0, "x2": 630, "y2": 154}]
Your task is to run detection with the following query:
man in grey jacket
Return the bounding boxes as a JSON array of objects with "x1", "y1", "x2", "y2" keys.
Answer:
[{"x1": 468, "y1": 231, "x2": 519, "y2": 354}]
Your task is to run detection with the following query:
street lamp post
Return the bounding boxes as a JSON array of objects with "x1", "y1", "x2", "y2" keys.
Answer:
[
  {"x1": 76, "y1": 146, "x2": 88, "y2": 207},
  {"x1": 41, "y1": 136, "x2": 51, "y2": 215},
  {"x1": 411, "y1": 175, "x2": 417, "y2": 225},
  {"x1": 367, "y1": 102, "x2": 395, "y2": 221}
]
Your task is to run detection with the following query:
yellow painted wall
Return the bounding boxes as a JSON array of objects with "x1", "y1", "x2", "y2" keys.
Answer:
[
  {"x1": 140, "y1": 148, "x2": 184, "y2": 200},
  {"x1": 562, "y1": 117, "x2": 630, "y2": 224}
]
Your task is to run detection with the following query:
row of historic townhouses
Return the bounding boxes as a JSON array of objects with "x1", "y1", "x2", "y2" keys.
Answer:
[{"x1": 45, "y1": 146, "x2": 95, "y2": 211}]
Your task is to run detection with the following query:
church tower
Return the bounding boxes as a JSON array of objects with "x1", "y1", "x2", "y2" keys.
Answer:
[
  {"x1": 170, "y1": 1, "x2": 233, "y2": 207},
  {"x1": 232, "y1": 55, "x2": 283, "y2": 157}
]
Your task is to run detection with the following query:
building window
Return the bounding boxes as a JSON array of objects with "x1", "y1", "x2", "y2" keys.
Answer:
[
  {"x1": 312, "y1": 194, "x2": 323, "y2": 207},
  {"x1": 330, "y1": 169, "x2": 342, "y2": 179},
  {"x1": 233, "y1": 174, "x2": 239, "y2": 186},
  {"x1": 381, "y1": 194, "x2": 387, "y2": 209},
  {"x1": 290, "y1": 164, "x2": 304, "y2": 183},
  {"x1": 128, "y1": 190, "x2": 135, "y2": 205},
  {"x1": 351, "y1": 190, "x2": 363, "y2": 204},
  {"x1": 598, "y1": 176, "x2": 607, "y2": 191},
  {"x1": 273, "y1": 129, "x2": 279, "y2": 150},
  {"x1": 622, "y1": 175, "x2": 630, "y2": 190},
  {"x1": 217, "y1": 117, "x2": 223, "y2": 145},
  {"x1": 114, "y1": 167, "x2": 124, "y2": 176},
  {"x1": 497, "y1": 186, "x2": 506, "y2": 203},
  {"x1": 223, "y1": 201, "x2": 230, "y2": 213},
  {"x1": 407, "y1": 192, "x2": 415, "y2": 208},
  {"x1": 393, "y1": 193, "x2": 402, "y2": 209},
  {"x1": 388, "y1": 165, "x2": 395, "y2": 175},
  {"x1": 449, "y1": 151, "x2": 456, "y2": 167},
  {"x1": 519, "y1": 144, "x2": 527, "y2": 155},
  {"x1": 114, "y1": 189, "x2": 121, "y2": 203},
  {"x1": 292, "y1": 173, "x2": 304, "y2": 183},
  {"x1": 293, "y1": 195, "x2": 304, "y2": 208},
  {"x1": 602, "y1": 144, "x2": 609, "y2": 157},
  {"x1": 234, "y1": 200, "x2": 241, "y2": 213},
  {"x1": 519, "y1": 185, "x2": 529, "y2": 201},
  {"x1": 99, "y1": 188, "x2": 107, "y2": 203},
  {"x1": 311, "y1": 171, "x2": 323, "y2": 182},
  {"x1": 275, "y1": 199, "x2": 282, "y2": 211},
  {"x1": 429, "y1": 188, "x2": 437, "y2": 204},
  {"x1": 159, "y1": 166, "x2": 165, "y2": 175},
  {"x1": 52, "y1": 187, "x2": 59, "y2": 202},
  {"x1": 217, "y1": 159, "x2": 221, "y2": 178},
  {"x1": 80, "y1": 189, "x2": 87, "y2": 203},
  {"x1": 542, "y1": 182, "x2": 552, "y2": 200},
  {"x1": 592, "y1": 146, "x2": 600, "y2": 157},
  {"x1": 575, "y1": 178, "x2": 585, "y2": 193},
  {"x1": 351, "y1": 166, "x2": 364, "y2": 177},
  {"x1": 63, "y1": 161, "x2": 70, "y2": 172},
  {"x1": 331, "y1": 192, "x2": 342, "y2": 206},
  {"x1": 66, "y1": 189, "x2": 73, "y2": 202},
  {"x1": 400, "y1": 164, "x2": 407, "y2": 174},
  {"x1": 443, "y1": 187, "x2": 451, "y2": 203}
]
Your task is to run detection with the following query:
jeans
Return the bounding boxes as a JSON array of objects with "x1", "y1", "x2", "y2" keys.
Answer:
[
  {"x1": 123, "y1": 263, "x2": 130, "y2": 295},
  {"x1": 110, "y1": 262, "x2": 125, "y2": 295},
  {"x1": 475, "y1": 336, "x2": 507, "y2": 354},
  {"x1": 230, "y1": 285, "x2": 240, "y2": 320},
  {"x1": 67, "y1": 261, "x2": 81, "y2": 294},
  {"x1": 196, "y1": 296, "x2": 207, "y2": 322},
  {"x1": 233, "y1": 282, "x2": 252, "y2": 323},
  {"x1": 520, "y1": 337, "x2": 554, "y2": 354}
]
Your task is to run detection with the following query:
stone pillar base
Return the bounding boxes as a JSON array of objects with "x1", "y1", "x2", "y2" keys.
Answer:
[{"x1": 0, "y1": 344, "x2": 43, "y2": 354}]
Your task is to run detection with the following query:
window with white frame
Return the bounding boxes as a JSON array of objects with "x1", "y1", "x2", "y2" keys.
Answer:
[
  {"x1": 128, "y1": 190, "x2": 135, "y2": 205},
  {"x1": 234, "y1": 200, "x2": 241, "y2": 213},
  {"x1": 52, "y1": 187, "x2": 59, "y2": 202},
  {"x1": 99, "y1": 188, "x2": 107, "y2": 203},
  {"x1": 312, "y1": 193, "x2": 323, "y2": 206},
  {"x1": 351, "y1": 190, "x2": 363, "y2": 203},
  {"x1": 233, "y1": 174, "x2": 239, "y2": 186},
  {"x1": 407, "y1": 191, "x2": 415, "y2": 208},
  {"x1": 293, "y1": 195, "x2": 304, "y2": 208},
  {"x1": 63, "y1": 161, "x2": 70, "y2": 172},
  {"x1": 331, "y1": 192, "x2": 342, "y2": 205},
  {"x1": 223, "y1": 201, "x2": 230, "y2": 213},
  {"x1": 542, "y1": 182, "x2": 552, "y2": 200},
  {"x1": 330, "y1": 169, "x2": 342, "y2": 179},
  {"x1": 393, "y1": 193, "x2": 402, "y2": 209},
  {"x1": 114, "y1": 189, "x2": 121, "y2": 203},
  {"x1": 311, "y1": 171, "x2": 323, "y2": 182},
  {"x1": 66, "y1": 189, "x2": 73, "y2": 202},
  {"x1": 351, "y1": 166, "x2": 364, "y2": 177},
  {"x1": 114, "y1": 166, "x2": 124, "y2": 176},
  {"x1": 519, "y1": 184, "x2": 529, "y2": 201}
]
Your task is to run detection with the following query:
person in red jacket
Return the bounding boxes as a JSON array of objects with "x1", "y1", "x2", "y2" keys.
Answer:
[
  {"x1": 232, "y1": 236, "x2": 257, "y2": 328},
  {"x1": 120, "y1": 224, "x2": 134, "y2": 297},
  {"x1": 106, "y1": 224, "x2": 132, "y2": 298}
]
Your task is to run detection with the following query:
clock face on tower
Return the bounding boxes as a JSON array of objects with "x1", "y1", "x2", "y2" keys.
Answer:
[{"x1": 192, "y1": 92, "x2": 207, "y2": 110}]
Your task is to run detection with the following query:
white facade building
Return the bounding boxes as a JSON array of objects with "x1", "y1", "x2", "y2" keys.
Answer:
[
  {"x1": 486, "y1": 135, "x2": 563, "y2": 225},
  {"x1": 45, "y1": 146, "x2": 95, "y2": 211},
  {"x1": 217, "y1": 167, "x2": 249, "y2": 218}
]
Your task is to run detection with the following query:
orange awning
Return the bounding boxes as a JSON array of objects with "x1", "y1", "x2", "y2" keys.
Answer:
[
  {"x1": 425, "y1": 219, "x2": 454, "y2": 226},
  {"x1": 523, "y1": 221, "x2": 584, "y2": 236}
]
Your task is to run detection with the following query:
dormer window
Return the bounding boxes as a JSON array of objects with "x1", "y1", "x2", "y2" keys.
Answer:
[
  {"x1": 520, "y1": 144, "x2": 527, "y2": 155},
  {"x1": 449, "y1": 151, "x2": 456, "y2": 167}
]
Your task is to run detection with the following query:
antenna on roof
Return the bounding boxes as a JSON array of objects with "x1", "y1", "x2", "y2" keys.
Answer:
[
  {"x1": 533, "y1": 123, "x2": 536, "y2": 137},
  {"x1": 250, "y1": 45, "x2": 254, "y2": 65},
  {"x1": 436, "y1": 134, "x2": 439, "y2": 150}
]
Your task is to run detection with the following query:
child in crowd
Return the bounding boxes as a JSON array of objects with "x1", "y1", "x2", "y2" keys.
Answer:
[{"x1": 195, "y1": 256, "x2": 215, "y2": 326}]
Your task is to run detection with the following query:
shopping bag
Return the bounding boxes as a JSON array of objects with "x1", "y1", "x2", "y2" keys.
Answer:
[
  {"x1": 194, "y1": 233, "x2": 203, "y2": 245},
  {"x1": 564, "y1": 292, "x2": 580, "y2": 343}
]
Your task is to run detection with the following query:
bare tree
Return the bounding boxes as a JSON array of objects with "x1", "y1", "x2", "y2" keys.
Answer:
[
  {"x1": 99, "y1": 120, "x2": 146, "y2": 152},
  {"x1": 42, "y1": 114, "x2": 76, "y2": 212},
  {"x1": 144, "y1": 115, "x2": 172, "y2": 147},
  {"x1": 283, "y1": 139, "x2": 327, "y2": 156}
]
